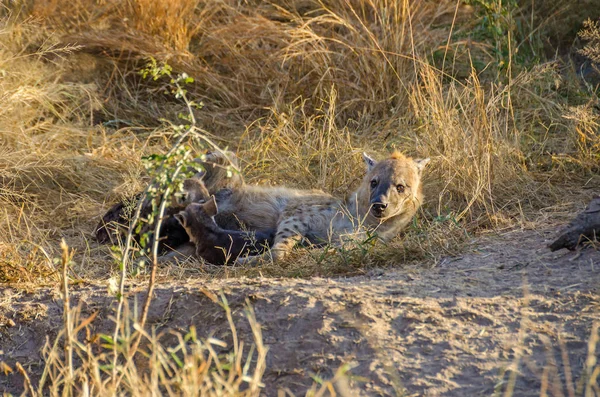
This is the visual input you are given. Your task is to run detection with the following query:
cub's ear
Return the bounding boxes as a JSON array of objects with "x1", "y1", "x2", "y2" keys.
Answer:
[
  {"x1": 362, "y1": 152, "x2": 377, "y2": 171},
  {"x1": 174, "y1": 211, "x2": 188, "y2": 227},
  {"x1": 202, "y1": 196, "x2": 219, "y2": 217},
  {"x1": 414, "y1": 158, "x2": 430, "y2": 173}
]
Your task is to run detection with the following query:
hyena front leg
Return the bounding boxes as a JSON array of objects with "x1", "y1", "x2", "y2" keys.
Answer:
[
  {"x1": 270, "y1": 217, "x2": 306, "y2": 261},
  {"x1": 235, "y1": 216, "x2": 305, "y2": 265}
]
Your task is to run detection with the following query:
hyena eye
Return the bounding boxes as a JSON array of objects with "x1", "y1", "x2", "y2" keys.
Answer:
[
  {"x1": 396, "y1": 184, "x2": 405, "y2": 193},
  {"x1": 370, "y1": 179, "x2": 378, "y2": 189}
]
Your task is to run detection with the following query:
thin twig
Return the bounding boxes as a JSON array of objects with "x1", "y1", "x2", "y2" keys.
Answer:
[
  {"x1": 60, "y1": 239, "x2": 74, "y2": 389},
  {"x1": 115, "y1": 75, "x2": 205, "y2": 383},
  {"x1": 559, "y1": 332, "x2": 576, "y2": 397},
  {"x1": 130, "y1": 167, "x2": 182, "y2": 356},
  {"x1": 503, "y1": 276, "x2": 530, "y2": 397},
  {"x1": 16, "y1": 362, "x2": 37, "y2": 397},
  {"x1": 111, "y1": 117, "x2": 194, "y2": 384}
]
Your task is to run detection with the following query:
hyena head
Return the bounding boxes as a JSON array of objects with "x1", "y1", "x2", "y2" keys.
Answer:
[
  {"x1": 190, "y1": 151, "x2": 245, "y2": 193},
  {"x1": 174, "y1": 197, "x2": 219, "y2": 244},
  {"x1": 356, "y1": 151, "x2": 430, "y2": 239},
  {"x1": 181, "y1": 178, "x2": 210, "y2": 203}
]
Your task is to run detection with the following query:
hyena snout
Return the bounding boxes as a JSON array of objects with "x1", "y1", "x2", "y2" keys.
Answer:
[
  {"x1": 370, "y1": 185, "x2": 392, "y2": 218},
  {"x1": 371, "y1": 201, "x2": 388, "y2": 217}
]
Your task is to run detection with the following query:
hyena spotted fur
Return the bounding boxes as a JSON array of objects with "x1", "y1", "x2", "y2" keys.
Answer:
[{"x1": 212, "y1": 151, "x2": 429, "y2": 264}]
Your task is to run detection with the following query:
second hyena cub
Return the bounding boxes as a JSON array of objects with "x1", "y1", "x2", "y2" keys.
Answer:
[
  {"x1": 175, "y1": 196, "x2": 275, "y2": 265},
  {"x1": 94, "y1": 150, "x2": 244, "y2": 248}
]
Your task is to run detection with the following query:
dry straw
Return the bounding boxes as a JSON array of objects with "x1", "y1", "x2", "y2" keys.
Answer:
[{"x1": 0, "y1": 0, "x2": 598, "y2": 393}]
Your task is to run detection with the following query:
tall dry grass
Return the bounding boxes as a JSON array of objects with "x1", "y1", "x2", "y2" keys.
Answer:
[
  {"x1": 0, "y1": 0, "x2": 598, "y2": 278},
  {"x1": 37, "y1": 296, "x2": 269, "y2": 396},
  {"x1": 1, "y1": 1, "x2": 599, "y2": 394},
  {"x1": 2, "y1": 242, "x2": 356, "y2": 396}
]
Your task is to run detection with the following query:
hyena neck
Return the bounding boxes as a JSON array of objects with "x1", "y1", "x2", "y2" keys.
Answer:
[{"x1": 187, "y1": 219, "x2": 220, "y2": 245}]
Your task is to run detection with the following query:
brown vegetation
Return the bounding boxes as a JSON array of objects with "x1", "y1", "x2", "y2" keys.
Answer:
[
  {"x1": 1, "y1": 0, "x2": 598, "y2": 283},
  {"x1": 0, "y1": 0, "x2": 599, "y2": 395}
]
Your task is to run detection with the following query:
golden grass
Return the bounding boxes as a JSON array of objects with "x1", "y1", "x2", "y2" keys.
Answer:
[
  {"x1": 1, "y1": 0, "x2": 598, "y2": 285},
  {"x1": 2, "y1": 242, "x2": 357, "y2": 396},
  {"x1": 13, "y1": 245, "x2": 270, "y2": 396},
  {"x1": 3, "y1": 2, "x2": 600, "y2": 394}
]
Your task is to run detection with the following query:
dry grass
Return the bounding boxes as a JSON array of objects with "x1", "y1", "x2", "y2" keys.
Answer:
[
  {"x1": 8, "y1": 243, "x2": 271, "y2": 396},
  {"x1": 1, "y1": 0, "x2": 598, "y2": 282},
  {"x1": 36, "y1": 295, "x2": 270, "y2": 396},
  {"x1": 0, "y1": 0, "x2": 599, "y2": 393}
]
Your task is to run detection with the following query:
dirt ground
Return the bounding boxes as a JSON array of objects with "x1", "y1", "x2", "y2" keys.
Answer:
[{"x1": 1, "y1": 225, "x2": 599, "y2": 396}]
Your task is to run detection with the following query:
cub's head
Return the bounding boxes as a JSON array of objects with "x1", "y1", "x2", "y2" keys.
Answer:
[
  {"x1": 174, "y1": 196, "x2": 219, "y2": 243},
  {"x1": 190, "y1": 150, "x2": 245, "y2": 193},
  {"x1": 361, "y1": 151, "x2": 430, "y2": 221},
  {"x1": 182, "y1": 178, "x2": 210, "y2": 204}
]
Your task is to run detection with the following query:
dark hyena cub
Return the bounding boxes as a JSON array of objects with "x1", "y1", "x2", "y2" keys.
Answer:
[
  {"x1": 175, "y1": 196, "x2": 275, "y2": 265},
  {"x1": 94, "y1": 151, "x2": 243, "y2": 252}
]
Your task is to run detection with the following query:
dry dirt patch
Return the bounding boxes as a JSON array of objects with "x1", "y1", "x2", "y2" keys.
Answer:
[{"x1": 1, "y1": 227, "x2": 599, "y2": 396}]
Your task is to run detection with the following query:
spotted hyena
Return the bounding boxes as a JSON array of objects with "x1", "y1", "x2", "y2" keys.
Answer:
[{"x1": 212, "y1": 151, "x2": 429, "y2": 264}]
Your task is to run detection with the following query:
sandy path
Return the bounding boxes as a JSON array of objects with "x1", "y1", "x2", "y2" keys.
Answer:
[{"x1": 1, "y1": 227, "x2": 599, "y2": 395}]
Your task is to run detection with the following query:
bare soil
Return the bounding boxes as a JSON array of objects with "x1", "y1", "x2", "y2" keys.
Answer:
[{"x1": 1, "y1": 226, "x2": 599, "y2": 396}]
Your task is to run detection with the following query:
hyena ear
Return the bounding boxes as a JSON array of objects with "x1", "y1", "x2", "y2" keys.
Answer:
[
  {"x1": 202, "y1": 195, "x2": 219, "y2": 217},
  {"x1": 362, "y1": 152, "x2": 377, "y2": 171},
  {"x1": 414, "y1": 158, "x2": 431, "y2": 173},
  {"x1": 174, "y1": 212, "x2": 188, "y2": 227}
]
